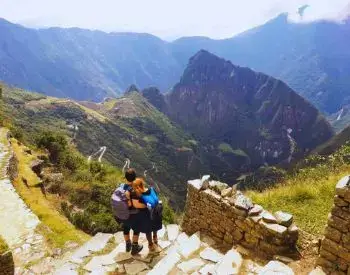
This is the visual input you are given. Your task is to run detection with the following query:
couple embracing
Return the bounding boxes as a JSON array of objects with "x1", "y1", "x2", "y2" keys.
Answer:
[{"x1": 112, "y1": 168, "x2": 163, "y2": 255}]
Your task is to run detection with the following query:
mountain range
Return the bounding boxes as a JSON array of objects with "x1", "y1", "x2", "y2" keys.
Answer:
[
  {"x1": 1, "y1": 13, "x2": 350, "y2": 120},
  {"x1": 0, "y1": 51, "x2": 333, "y2": 207}
]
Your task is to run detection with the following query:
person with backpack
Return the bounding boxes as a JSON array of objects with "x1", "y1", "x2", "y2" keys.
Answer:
[
  {"x1": 131, "y1": 178, "x2": 163, "y2": 253},
  {"x1": 111, "y1": 168, "x2": 143, "y2": 255}
]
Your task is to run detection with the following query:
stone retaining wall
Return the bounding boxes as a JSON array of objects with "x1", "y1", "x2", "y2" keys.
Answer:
[
  {"x1": 181, "y1": 177, "x2": 298, "y2": 257},
  {"x1": 317, "y1": 176, "x2": 350, "y2": 274},
  {"x1": 0, "y1": 237, "x2": 14, "y2": 275},
  {"x1": 7, "y1": 153, "x2": 18, "y2": 182}
]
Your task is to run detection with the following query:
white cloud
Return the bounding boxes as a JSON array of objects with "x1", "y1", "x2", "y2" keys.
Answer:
[{"x1": 0, "y1": 0, "x2": 348, "y2": 40}]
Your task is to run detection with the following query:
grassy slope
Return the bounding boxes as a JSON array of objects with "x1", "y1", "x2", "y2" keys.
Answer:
[
  {"x1": 247, "y1": 146, "x2": 350, "y2": 236},
  {"x1": 11, "y1": 139, "x2": 89, "y2": 248},
  {"x1": 1, "y1": 85, "x2": 200, "y2": 207}
]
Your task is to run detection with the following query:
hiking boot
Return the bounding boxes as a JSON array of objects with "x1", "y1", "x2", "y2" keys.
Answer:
[
  {"x1": 126, "y1": 241, "x2": 132, "y2": 252},
  {"x1": 149, "y1": 243, "x2": 161, "y2": 254},
  {"x1": 131, "y1": 243, "x2": 143, "y2": 255}
]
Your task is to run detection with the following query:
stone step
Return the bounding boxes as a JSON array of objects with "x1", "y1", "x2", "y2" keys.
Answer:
[{"x1": 70, "y1": 233, "x2": 114, "y2": 264}]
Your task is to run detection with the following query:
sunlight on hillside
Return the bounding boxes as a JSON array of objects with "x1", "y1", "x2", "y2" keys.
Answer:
[
  {"x1": 248, "y1": 159, "x2": 350, "y2": 236},
  {"x1": 11, "y1": 139, "x2": 89, "y2": 248}
]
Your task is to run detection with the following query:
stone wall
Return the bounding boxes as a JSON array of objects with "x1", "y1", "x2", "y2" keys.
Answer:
[
  {"x1": 7, "y1": 153, "x2": 18, "y2": 182},
  {"x1": 317, "y1": 176, "x2": 350, "y2": 274},
  {"x1": 181, "y1": 177, "x2": 298, "y2": 257},
  {"x1": 0, "y1": 237, "x2": 14, "y2": 275}
]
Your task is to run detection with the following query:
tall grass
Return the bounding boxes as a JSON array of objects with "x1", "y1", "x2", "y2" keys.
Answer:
[{"x1": 247, "y1": 146, "x2": 350, "y2": 236}]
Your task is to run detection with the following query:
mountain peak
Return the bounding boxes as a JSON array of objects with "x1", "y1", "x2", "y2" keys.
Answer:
[
  {"x1": 188, "y1": 49, "x2": 224, "y2": 66},
  {"x1": 124, "y1": 84, "x2": 140, "y2": 95}
]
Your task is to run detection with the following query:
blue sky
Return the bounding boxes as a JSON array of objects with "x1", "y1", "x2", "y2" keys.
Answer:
[{"x1": 0, "y1": 0, "x2": 348, "y2": 40}]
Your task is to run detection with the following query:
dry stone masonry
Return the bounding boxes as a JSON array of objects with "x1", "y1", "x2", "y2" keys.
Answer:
[
  {"x1": 317, "y1": 176, "x2": 350, "y2": 274},
  {"x1": 181, "y1": 176, "x2": 299, "y2": 257}
]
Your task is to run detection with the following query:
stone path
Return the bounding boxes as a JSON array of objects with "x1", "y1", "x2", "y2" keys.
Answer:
[
  {"x1": 0, "y1": 129, "x2": 48, "y2": 274},
  {"x1": 52, "y1": 224, "x2": 301, "y2": 275}
]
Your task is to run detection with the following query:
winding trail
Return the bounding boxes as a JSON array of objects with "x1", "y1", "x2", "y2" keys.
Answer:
[{"x1": 0, "y1": 128, "x2": 47, "y2": 274}]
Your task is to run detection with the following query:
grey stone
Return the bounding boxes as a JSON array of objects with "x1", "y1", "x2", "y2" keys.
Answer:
[
  {"x1": 158, "y1": 240, "x2": 171, "y2": 250},
  {"x1": 54, "y1": 263, "x2": 79, "y2": 275},
  {"x1": 177, "y1": 258, "x2": 205, "y2": 273},
  {"x1": 249, "y1": 204, "x2": 263, "y2": 216},
  {"x1": 209, "y1": 180, "x2": 228, "y2": 193},
  {"x1": 177, "y1": 232, "x2": 201, "y2": 258},
  {"x1": 166, "y1": 224, "x2": 180, "y2": 241},
  {"x1": 274, "y1": 211, "x2": 293, "y2": 227},
  {"x1": 199, "y1": 263, "x2": 216, "y2": 274},
  {"x1": 336, "y1": 176, "x2": 350, "y2": 197},
  {"x1": 70, "y1": 233, "x2": 113, "y2": 264},
  {"x1": 215, "y1": 249, "x2": 243, "y2": 275},
  {"x1": 188, "y1": 179, "x2": 203, "y2": 190},
  {"x1": 308, "y1": 267, "x2": 327, "y2": 275},
  {"x1": 258, "y1": 261, "x2": 294, "y2": 275},
  {"x1": 221, "y1": 187, "x2": 233, "y2": 198},
  {"x1": 199, "y1": 247, "x2": 223, "y2": 263},
  {"x1": 124, "y1": 261, "x2": 148, "y2": 275},
  {"x1": 234, "y1": 192, "x2": 253, "y2": 210},
  {"x1": 262, "y1": 211, "x2": 277, "y2": 223},
  {"x1": 114, "y1": 231, "x2": 124, "y2": 244},
  {"x1": 147, "y1": 250, "x2": 181, "y2": 275},
  {"x1": 260, "y1": 221, "x2": 287, "y2": 236},
  {"x1": 273, "y1": 255, "x2": 294, "y2": 264}
]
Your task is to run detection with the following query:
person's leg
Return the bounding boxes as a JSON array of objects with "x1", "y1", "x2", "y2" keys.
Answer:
[
  {"x1": 131, "y1": 231, "x2": 143, "y2": 255},
  {"x1": 123, "y1": 223, "x2": 132, "y2": 252},
  {"x1": 152, "y1": 231, "x2": 158, "y2": 245}
]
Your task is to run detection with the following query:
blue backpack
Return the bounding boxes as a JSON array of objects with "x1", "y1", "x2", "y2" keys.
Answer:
[{"x1": 141, "y1": 187, "x2": 159, "y2": 209}]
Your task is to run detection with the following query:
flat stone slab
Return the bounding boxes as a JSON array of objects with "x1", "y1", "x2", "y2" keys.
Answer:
[
  {"x1": 71, "y1": 233, "x2": 113, "y2": 264},
  {"x1": 215, "y1": 249, "x2": 242, "y2": 275},
  {"x1": 199, "y1": 263, "x2": 216, "y2": 274},
  {"x1": 158, "y1": 240, "x2": 171, "y2": 250},
  {"x1": 114, "y1": 231, "x2": 125, "y2": 244},
  {"x1": 177, "y1": 258, "x2": 205, "y2": 273},
  {"x1": 84, "y1": 244, "x2": 126, "y2": 272},
  {"x1": 258, "y1": 261, "x2": 294, "y2": 275},
  {"x1": 262, "y1": 211, "x2": 277, "y2": 223},
  {"x1": 308, "y1": 267, "x2": 327, "y2": 275},
  {"x1": 274, "y1": 211, "x2": 293, "y2": 227},
  {"x1": 261, "y1": 222, "x2": 287, "y2": 236},
  {"x1": 157, "y1": 226, "x2": 166, "y2": 239},
  {"x1": 167, "y1": 224, "x2": 180, "y2": 241},
  {"x1": 234, "y1": 192, "x2": 253, "y2": 210},
  {"x1": 249, "y1": 205, "x2": 263, "y2": 216},
  {"x1": 147, "y1": 250, "x2": 181, "y2": 275},
  {"x1": 177, "y1": 232, "x2": 201, "y2": 258},
  {"x1": 54, "y1": 263, "x2": 79, "y2": 275},
  {"x1": 336, "y1": 176, "x2": 350, "y2": 196},
  {"x1": 124, "y1": 261, "x2": 148, "y2": 275},
  {"x1": 199, "y1": 247, "x2": 223, "y2": 263}
]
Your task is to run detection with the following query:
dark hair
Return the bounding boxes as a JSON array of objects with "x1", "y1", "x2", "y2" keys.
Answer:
[{"x1": 125, "y1": 168, "x2": 136, "y2": 182}]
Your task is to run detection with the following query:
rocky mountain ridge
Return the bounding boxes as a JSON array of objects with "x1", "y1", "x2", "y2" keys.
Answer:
[
  {"x1": 1, "y1": 14, "x2": 350, "y2": 122},
  {"x1": 144, "y1": 51, "x2": 333, "y2": 182}
]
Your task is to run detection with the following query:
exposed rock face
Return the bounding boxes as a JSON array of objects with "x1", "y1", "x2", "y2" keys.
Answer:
[
  {"x1": 182, "y1": 177, "x2": 299, "y2": 257},
  {"x1": 141, "y1": 87, "x2": 167, "y2": 112},
  {"x1": 317, "y1": 176, "x2": 350, "y2": 274},
  {"x1": 167, "y1": 50, "x2": 333, "y2": 167}
]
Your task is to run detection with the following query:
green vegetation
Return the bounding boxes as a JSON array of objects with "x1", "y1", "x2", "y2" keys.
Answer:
[
  {"x1": 32, "y1": 131, "x2": 176, "y2": 233},
  {"x1": 218, "y1": 143, "x2": 234, "y2": 154},
  {"x1": 247, "y1": 143, "x2": 350, "y2": 236},
  {"x1": 11, "y1": 139, "x2": 89, "y2": 247}
]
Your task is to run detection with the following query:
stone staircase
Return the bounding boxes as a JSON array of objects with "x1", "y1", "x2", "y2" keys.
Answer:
[{"x1": 53, "y1": 224, "x2": 296, "y2": 275}]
